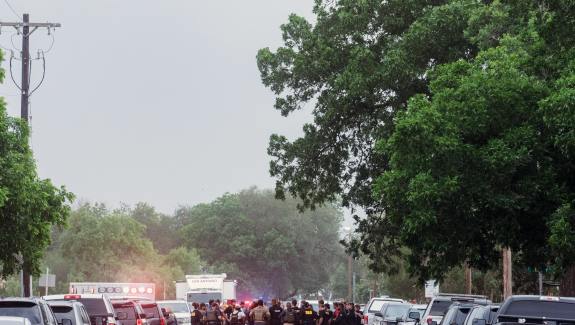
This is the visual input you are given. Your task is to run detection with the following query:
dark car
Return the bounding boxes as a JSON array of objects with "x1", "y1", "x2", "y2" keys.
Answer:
[
  {"x1": 112, "y1": 300, "x2": 148, "y2": 325},
  {"x1": 462, "y1": 305, "x2": 499, "y2": 325},
  {"x1": 0, "y1": 298, "x2": 61, "y2": 325},
  {"x1": 495, "y1": 295, "x2": 575, "y2": 325},
  {"x1": 439, "y1": 304, "x2": 476, "y2": 325},
  {"x1": 137, "y1": 302, "x2": 166, "y2": 325}
]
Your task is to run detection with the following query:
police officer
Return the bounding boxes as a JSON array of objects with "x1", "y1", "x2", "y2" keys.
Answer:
[
  {"x1": 281, "y1": 302, "x2": 299, "y2": 325},
  {"x1": 250, "y1": 299, "x2": 271, "y2": 325},
  {"x1": 205, "y1": 302, "x2": 223, "y2": 325},
  {"x1": 191, "y1": 303, "x2": 203, "y2": 325},
  {"x1": 318, "y1": 303, "x2": 333, "y2": 325},
  {"x1": 269, "y1": 299, "x2": 283, "y2": 325},
  {"x1": 300, "y1": 302, "x2": 317, "y2": 325}
]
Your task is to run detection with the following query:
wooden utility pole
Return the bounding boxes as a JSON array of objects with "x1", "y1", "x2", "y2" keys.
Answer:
[
  {"x1": 0, "y1": 14, "x2": 61, "y2": 297},
  {"x1": 465, "y1": 263, "x2": 472, "y2": 295},
  {"x1": 502, "y1": 248, "x2": 513, "y2": 299}
]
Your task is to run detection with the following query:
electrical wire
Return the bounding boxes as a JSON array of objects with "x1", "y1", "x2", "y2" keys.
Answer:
[
  {"x1": 3, "y1": 0, "x2": 20, "y2": 20},
  {"x1": 29, "y1": 52, "x2": 46, "y2": 96},
  {"x1": 9, "y1": 53, "x2": 22, "y2": 90}
]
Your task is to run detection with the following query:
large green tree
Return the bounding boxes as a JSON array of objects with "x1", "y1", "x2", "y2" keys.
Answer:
[
  {"x1": 178, "y1": 187, "x2": 343, "y2": 299},
  {"x1": 0, "y1": 50, "x2": 73, "y2": 277},
  {"x1": 258, "y1": 0, "x2": 575, "y2": 287}
]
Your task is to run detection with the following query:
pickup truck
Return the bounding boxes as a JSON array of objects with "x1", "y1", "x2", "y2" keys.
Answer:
[{"x1": 492, "y1": 295, "x2": 575, "y2": 325}]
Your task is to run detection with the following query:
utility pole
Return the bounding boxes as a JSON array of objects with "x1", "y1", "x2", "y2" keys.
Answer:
[
  {"x1": 348, "y1": 254, "x2": 353, "y2": 302},
  {"x1": 0, "y1": 14, "x2": 61, "y2": 297},
  {"x1": 502, "y1": 248, "x2": 513, "y2": 299},
  {"x1": 465, "y1": 263, "x2": 472, "y2": 295}
]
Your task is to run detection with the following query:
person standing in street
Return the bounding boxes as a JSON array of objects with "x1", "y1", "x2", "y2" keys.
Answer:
[
  {"x1": 250, "y1": 299, "x2": 271, "y2": 325},
  {"x1": 300, "y1": 302, "x2": 318, "y2": 325},
  {"x1": 281, "y1": 302, "x2": 298, "y2": 325},
  {"x1": 318, "y1": 303, "x2": 333, "y2": 325},
  {"x1": 270, "y1": 299, "x2": 284, "y2": 325}
]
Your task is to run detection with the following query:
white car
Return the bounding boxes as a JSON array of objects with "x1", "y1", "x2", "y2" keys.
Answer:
[
  {"x1": 0, "y1": 316, "x2": 32, "y2": 325},
  {"x1": 363, "y1": 297, "x2": 405, "y2": 325},
  {"x1": 157, "y1": 300, "x2": 192, "y2": 325}
]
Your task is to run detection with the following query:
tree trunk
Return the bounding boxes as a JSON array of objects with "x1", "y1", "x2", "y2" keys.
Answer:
[{"x1": 560, "y1": 265, "x2": 575, "y2": 296}]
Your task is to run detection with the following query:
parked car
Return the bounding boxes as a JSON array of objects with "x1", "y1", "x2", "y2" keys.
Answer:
[
  {"x1": 112, "y1": 300, "x2": 148, "y2": 325},
  {"x1": 157, "y1": 300, "x2": 191, "y2": 325},
  {"x1": 495, "y1": 295, "x2": 575, "y2": 324},
  {"x1": 364, "y1": 297, "x2": 405, "y2": 325},
  {"x1": 374, "y1": 303, "x2": 412, "y2": 325},
  {"x1": 0, "y1": 298, "x2": 61, "y2": 325},
  {"x1": 439, "y1": 304, "x2": 475, "y2": 325},
  {"x1": 44, "y1": 294, "x2": 117, "y2": 325},
  {"x1": 407, "y1": 305, "x2": 428, "y2": 325},
  {"x1": 462, "y1": 305, "x2": 498, "y2": 325},
  {"x1": 0, "y1": 316, "x2": 32, "y2": 325},
  {"x1": 420, "y1": 294, "x2": 490, "y2": 325},
  {"x1": 47, "y1": 300, "x2": 92, "y2": 325},
  {"x1": 137, "y1": 301, "x2": 166, "y2": 325}
]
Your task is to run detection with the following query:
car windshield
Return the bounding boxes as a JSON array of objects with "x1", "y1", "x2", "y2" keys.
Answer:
[
  {"x1": 409, "y1": 308, "x2": 424, "y2": 319},
  {"x1": 114, "y1": 305, "x2": 137, "y2": 320},
  {"x1": 369, "y1": 300, "x2": 394, "y2": 313},
  {"x1": 76, "y1": 299, "x2": 108, "y2": 316},
  {"x1": 384, "y1": 305, "x2": 411, "y2": 320},
  {"x1": 0, "y1": 302, "x2": 42, "y2": 325},
  {"x1": 158, "y1": 303, "x2": 189, "y2": 313},
  {"x1": 503, "y1": 301, "x2": 575, "y2": 319},
  {"x1": 187, "y1": 293, "x2": 222, "y2": 304},
  {"x1": 50, "y1": 305, "x2": 76, "y2": 324},
  {"x1": 141, "y1": 304, "x2": 160, "y2": 318},
  {"x1": 430, "y1": 301, "x2": 453, "y2": 316}
]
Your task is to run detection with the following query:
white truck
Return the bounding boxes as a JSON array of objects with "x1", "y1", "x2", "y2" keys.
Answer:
[{"x1": 175, "y1": 274, "x2": 237, "y2": 304}]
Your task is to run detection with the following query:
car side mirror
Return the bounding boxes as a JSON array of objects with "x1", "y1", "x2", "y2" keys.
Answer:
[
  {"x1": 116, "y1": 312, "x2": 129, "y2": 320},
  {"x1": 375, "y1": 312, "x2": 383, "y2": 318},
  {"x1": 409, "y1": 312, "x2": 420, "y2": 321},
  {"x1": 473, "y1": 319, "x2": 487, "y2": 325},
  {"x1": 60, "y1": 320, "x2": 73, "y2": 325}
]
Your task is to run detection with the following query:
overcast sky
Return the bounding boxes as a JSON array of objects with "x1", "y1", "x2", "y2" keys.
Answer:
[{"x1": 0, "y1": 0, "x2": 317, "y2": 214}]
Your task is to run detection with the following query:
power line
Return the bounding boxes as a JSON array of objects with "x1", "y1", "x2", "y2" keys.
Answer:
[{"x1": 3, "y1": 0, "x2": 20, "y2": 20}]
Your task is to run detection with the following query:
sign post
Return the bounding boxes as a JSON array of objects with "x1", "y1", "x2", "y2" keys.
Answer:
[{"x1": 425, "y1": 280, "x2": 439, "y2": 298}]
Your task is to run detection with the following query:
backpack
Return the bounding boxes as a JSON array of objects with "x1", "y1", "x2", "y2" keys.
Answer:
[
  {"x1": 284, "y1": 310, "x2": 296, "y2": 323},
  {"x1": 206, "y1": 310, "x2": 219, "y2": 322},
  {"x1": 254, "y1": 308, "x2": 268, "y2": 322},
  {"x1": 230, "y1": 311, "x2": 241, "y2": 325}
]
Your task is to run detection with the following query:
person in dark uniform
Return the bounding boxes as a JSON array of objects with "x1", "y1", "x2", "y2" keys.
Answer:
[
  {"x1": 269, "y1": 299, "x2": 283, "y2": 325},
  {"x1": 318, "y1": 303, "x2": 333, "y2": 325},
  {"x1": 300, "y1": 302, "x2": 318, "y2": 325}
]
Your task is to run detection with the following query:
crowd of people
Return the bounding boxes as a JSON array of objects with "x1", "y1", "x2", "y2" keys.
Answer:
[{"x1": 189, "y1": 299, "x2": 365, "y2": 325}]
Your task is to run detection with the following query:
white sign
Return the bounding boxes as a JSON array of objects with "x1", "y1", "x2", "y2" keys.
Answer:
[
  {"x1": 424, "y1": 280, "x2": 439, "y2": 298},
  {"x1": 39, "y1": 274, "x2": 56, "y2": 287}
]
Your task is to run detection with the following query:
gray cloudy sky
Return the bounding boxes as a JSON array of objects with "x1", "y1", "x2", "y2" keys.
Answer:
[{"x1": 0, "y1": 0, "x2": 316, "y2": 213}]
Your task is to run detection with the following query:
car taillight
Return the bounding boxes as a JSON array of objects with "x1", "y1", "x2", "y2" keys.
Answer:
[
  {"x1": 427, "y1": 318, "x2": 433, "y2": 325},
  {"x1": 137, "y1": 319, "x2": 143, "y2": 325},
  {"x1": 364, "y1": 315, "x2": 368, "y2": 324},
  {"x1": 64, "y1": 294, "x2": 81, "y2": 300},
  {"x1": 161, "y1": 317, "x2": 166, "y2": 325}
]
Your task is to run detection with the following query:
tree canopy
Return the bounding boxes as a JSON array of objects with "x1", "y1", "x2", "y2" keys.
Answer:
[
  {"x1": 258, "y1": 0, "x2": 575, "y2": 285},
  {"x1": 178, "y1": 188, "x2": 343, "y2": 299}
]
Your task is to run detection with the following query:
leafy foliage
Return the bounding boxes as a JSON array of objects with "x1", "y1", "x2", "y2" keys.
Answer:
[
  {"x1": 178, "y1": 187, "x2": 343, "y2": 298},
  {"x1": 258, "y1": 0, "x2": 575, "y2": 285}
]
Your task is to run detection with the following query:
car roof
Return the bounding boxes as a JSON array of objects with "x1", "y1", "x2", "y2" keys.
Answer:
[
  {"x1": 157, "y1": 300, "x2": 188, "y2": 304},
  {"x1": 46, "y1": 301, "x2": 78, "y2": 307},
  {"x1": 44, "y1": 294, "x2": 108, "y2": 300},
  {"x1": 0, "y1": 316, "x2": 32, "y2": 325},
  {"x1": 503, "y1": 295, "x2": 575, "y2": 303},
  {"x1": 411, "y1": 305, "x2": 428, "y2": 309},
  {"x1": 0, "y1": 298, "x2": 41, "y2": 304}
]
